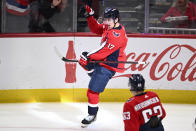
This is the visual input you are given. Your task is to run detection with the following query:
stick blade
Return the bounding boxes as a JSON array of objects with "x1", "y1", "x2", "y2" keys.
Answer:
[
  {"x1": 137, "y1": 61, "x2": 147, "y2": 64},
  {"x1": 54, "y1": 46, "x2": 63, "y2": 59}
]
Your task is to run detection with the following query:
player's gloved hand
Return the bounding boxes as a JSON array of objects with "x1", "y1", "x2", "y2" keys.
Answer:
[
  {"x1": 149, "y1": 116, "x2": 160, "y2": 128},
  {"x1": 79, "y1": 52, "x2": 95, "y2": 71},
  {"x1": 84, "y1": 5, "x2": 94, "y2": 16},
  {"x1": 79, "y1": 4, "x2": 94, "y2": 18},
  {"x1": 79, "y1": 51, "x2": 89, "y2": 66}
]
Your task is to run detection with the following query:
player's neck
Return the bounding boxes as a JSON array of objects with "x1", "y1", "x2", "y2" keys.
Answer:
[
  {"x1": 132, "y1": 91, "x2": 145, "y2": 96},
  {"x1": 114, "y1": 23, "x2": 120, "y2": 28}
]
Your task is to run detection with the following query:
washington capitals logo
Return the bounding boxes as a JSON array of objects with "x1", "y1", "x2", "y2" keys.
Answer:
[{"x1": 113, "y1": 31, "x2": 120, "y2": 37}]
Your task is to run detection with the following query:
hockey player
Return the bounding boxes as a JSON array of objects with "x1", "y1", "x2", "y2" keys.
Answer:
[
  {"x1": 79, "y1": 4, "x2": 128, "y2": 128},
  {"x1": 123, "y1": 74, "x2": 166, "y2": 131}
]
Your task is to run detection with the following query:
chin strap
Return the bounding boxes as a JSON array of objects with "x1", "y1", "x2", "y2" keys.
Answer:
[{"x1": 113, "y1": 18, "x2": 118, "y2": 29}]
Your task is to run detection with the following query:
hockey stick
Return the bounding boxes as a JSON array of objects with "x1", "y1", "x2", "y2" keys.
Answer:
[{"x1": 54, "y1": 46, "x2": 146, "y2": 64}]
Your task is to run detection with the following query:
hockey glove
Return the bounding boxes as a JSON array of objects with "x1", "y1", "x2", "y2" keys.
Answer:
[
  {"x1": 79, "y1": 4, "x2": 94, "y2": 18},
  {"x1": 149, "y1": 116, "x2": 161, "y2": 128},
  {"x1": 85, "y1": 5, "x2": 94, "y2": 16},
  {"x1": 79, "y1": 5, "x2": 94, "y2": 18},
  {"x1": 79, "y1": 52, "x2": 95, "y2": 71}
]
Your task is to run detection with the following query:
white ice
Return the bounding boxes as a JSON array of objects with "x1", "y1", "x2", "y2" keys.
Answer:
[{"x1": 0, "y1": 102, "x2": 195, "y2": 131}]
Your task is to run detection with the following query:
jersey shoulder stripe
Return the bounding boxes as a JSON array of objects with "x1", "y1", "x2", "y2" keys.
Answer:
[{"x1": 87, "y1": 40, "x2": 108, "y2": 57}]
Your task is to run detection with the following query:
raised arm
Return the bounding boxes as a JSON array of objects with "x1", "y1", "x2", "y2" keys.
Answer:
[
  {"x1": 84, "y1": 5, "x2": 107, "y2": 35},
  {"x1": 87, "y1": 16, "x2": 106, "y2": 35}
]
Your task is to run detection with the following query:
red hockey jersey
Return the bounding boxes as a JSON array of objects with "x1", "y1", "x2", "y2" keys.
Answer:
[
  {"x1": 123, "y1": 91, "x2": 166, "y2": 131},
  {"x1": 87, "y1": 16, "x2": 128, "y2": 73}
]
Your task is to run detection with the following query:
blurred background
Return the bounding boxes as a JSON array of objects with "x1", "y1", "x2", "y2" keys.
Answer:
[{"x1": 1, "y1": 0, "x2": 196, "y2": 34}]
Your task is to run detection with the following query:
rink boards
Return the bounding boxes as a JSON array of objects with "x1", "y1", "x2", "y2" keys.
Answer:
[{"x1": 0, "y1": 34, "x2": 195, "y2": 103}]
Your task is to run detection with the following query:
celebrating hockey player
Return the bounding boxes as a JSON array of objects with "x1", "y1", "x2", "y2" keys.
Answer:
[
  {"x1": 123, "y1": 74, "x2": 166, "y2": 131},
  {"x1": 79, "y1": 4, "x2": 128, "y2": 128}
]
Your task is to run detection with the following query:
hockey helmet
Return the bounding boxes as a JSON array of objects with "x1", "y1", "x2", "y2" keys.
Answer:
[
  {"x1": 129, "y1": 74, "x2": 145, "y2": 91},
  {"x1": 103, "y1": 7, "x2": 120, "y2": 20}
]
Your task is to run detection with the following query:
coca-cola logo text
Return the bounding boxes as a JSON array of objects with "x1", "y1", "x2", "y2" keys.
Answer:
[{"x1": 115, "y1": 44, "x2": 196, "y2": 82}]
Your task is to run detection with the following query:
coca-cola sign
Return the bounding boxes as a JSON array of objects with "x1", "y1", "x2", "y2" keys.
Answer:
[
  {"x1": 65, "y1": 37, "x2": 196, "y2": 90},
  {"x1": 113, "y1": 44, "x2": 196, "y2": 82}
]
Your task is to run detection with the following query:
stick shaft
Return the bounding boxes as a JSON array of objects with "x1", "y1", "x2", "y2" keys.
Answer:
[
  {"x1": 54, "y1": 46, "x2": 146, "y2": 64},
  {"x1": 62, "y1": 57, "x2": 146, "y2": 64}
]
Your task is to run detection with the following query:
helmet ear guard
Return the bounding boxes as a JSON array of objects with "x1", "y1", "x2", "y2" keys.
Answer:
[{"x1": 128, "y1": 74, "x2": 145, "y2": 91}]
